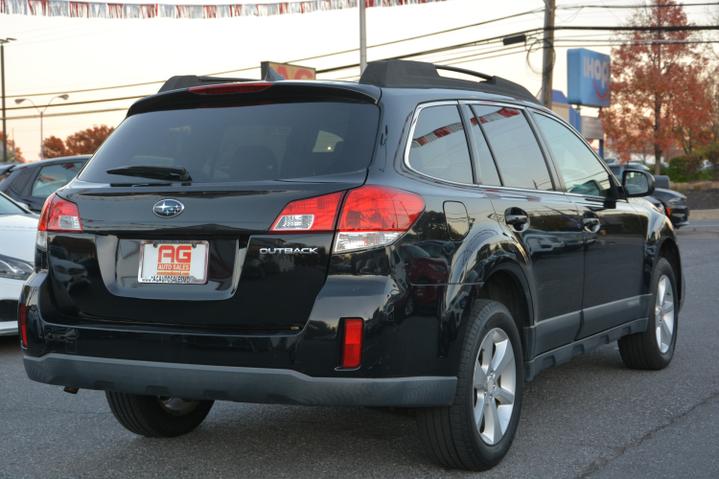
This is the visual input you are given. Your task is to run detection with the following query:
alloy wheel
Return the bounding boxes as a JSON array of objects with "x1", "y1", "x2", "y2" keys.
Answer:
[
  {"x1": 655, "y1": 275, "x2": 675, "y2": 354},
  {"x1": 472, "y1": 328, "x2": 516, "y2": 445}
]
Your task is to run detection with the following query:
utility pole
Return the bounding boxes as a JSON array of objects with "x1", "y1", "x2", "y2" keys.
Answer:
[
  {"x1": 359, "y1": 0, "x2": 367, "y2": 74},
  {"x1": 1, "y1": 38, "x2": 16, "y2": 163},
  {"x1": 541, "y1": 0, "x2": 555, "y2": 108}
]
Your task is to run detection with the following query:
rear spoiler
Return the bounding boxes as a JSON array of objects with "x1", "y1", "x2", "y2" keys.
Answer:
[{"x1": 129, "y1": 81, "x2": 381, "y2": 117}]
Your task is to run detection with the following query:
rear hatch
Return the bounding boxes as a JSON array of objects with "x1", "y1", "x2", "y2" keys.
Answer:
[{"x1": 44, "y1": 83, "x2": 381, "y2": 332}]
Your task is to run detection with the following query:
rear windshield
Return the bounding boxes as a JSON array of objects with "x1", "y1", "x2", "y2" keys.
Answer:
[{"x1": 79, "y1": 102, "x2": 379, "y2": 184}]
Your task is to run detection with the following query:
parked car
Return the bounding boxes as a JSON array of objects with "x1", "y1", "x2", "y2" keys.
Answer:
[
  {"x1": 0, "y1": 155, "x2": 90, "y2": 212},
  {"x1": 652, "y1": 188, "x2": 689, "y2": 227},
  {"x1": 0, "y1": 192, "x2": 37, "y2": 336},
  {"x1": 21, "y1": 61, "x2": 682, "y2": 471},
  {"x1": 608, "y1": 163, "x2": 689, "y2": 227},
  {"x1": 0, "y1": 162, "x2": 16, "y2": 176}
]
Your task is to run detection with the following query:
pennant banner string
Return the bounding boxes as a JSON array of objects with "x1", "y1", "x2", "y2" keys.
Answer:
[{"x1": 1, "y1": 0, "x2": 446, "y2": 19}]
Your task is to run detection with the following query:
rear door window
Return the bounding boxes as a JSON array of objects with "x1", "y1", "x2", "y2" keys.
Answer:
[
  {"x1": 463, "y1": 106, "x2": 501, "y2": 186},
  {"x1": 532, "y1": 113, "x2": 612, "y2": 197},
  {"x1": 473, "y1": 105, "x2": 553, "y2": 191},
  {"x1": 407, "y1": 105, "x2": 473, "y2": 184},
  {"x1": 31, "y1": 162, "x2": 83, "y2": 200},
  {"x1": 79, "y1": 102, "x2": 379, "y2": 184}
]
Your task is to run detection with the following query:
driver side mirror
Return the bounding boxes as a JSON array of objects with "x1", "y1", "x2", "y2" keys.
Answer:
[{"x1": 622, "y1": 169, "x2": 655, "y2": 197}]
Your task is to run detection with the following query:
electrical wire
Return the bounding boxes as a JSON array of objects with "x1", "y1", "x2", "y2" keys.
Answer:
[
  {"x1": 6, "y1": 7, "x2": 546, "y2": 98},
  {"x1": 3, "y1": 107, "x2": 128, "y2": 121},
  {"x1": 8, "y1": 4, "x2": 718, "y2": 98},
  {"x1": 8, "y1": 95, "x2": 146, "y2": 111}
]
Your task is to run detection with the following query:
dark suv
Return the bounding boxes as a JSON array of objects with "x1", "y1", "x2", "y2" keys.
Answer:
[{"x1": 20, "y1": 61, "x2": 682, "y2": 471}]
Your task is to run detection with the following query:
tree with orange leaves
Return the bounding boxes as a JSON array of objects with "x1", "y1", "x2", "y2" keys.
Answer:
[
  {"x1": 42, "y1": 125, "x2": 114, "y2": 159},
  {"x1": 601, "y1": 0, "x2": 714, "y2": 173},
  {"x1": 0, "y1": 133, "x2": 25, "y2": 163},
  {"x1": 64, "y1": 125, "x2": 114, "y2": 156},
  {"x1": 42, "y1": 136, "x2": 68, "y2": 159}
]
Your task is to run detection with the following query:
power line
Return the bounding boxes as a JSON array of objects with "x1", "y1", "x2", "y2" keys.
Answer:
[
  {"x1": 6, "y1": 8, "x2": 546, "y2": 99},
  {"x1": 317, "y1": 28, "x2": 545, "y2": 74},
  {"x1": 7, "y1": 33, "x2": 719, "y2": 120},
  {"x1": 8, "y1": 95, "x2": 146, "y2": 111},
  {"x1": 562, "y1": 1, "x2": 719, "y2": 9},
  {"x1": 8, "y1": 6, "x2": 718, "y2": 98},
  {"x1": 553, "y1": 24, "x2": 719, "y2": 32},
  {"x1": 6, "y1": 21, "x2": 719, "y2": 119},
  {"x1": 2, "y1": 107, "x2": 128, "y2": 121},
  {"x1": 317, "y1": 24, "x2": 719, "y2": 74}
]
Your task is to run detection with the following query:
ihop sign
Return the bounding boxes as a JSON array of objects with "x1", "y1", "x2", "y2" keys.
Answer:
[{"x1": 567, "y1": 49, "x2": 611, "y2": 108}]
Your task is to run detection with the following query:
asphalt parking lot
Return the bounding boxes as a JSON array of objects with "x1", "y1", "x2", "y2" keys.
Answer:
[{"x1": 1, "y1": 224, "x2": 718, "y2": 479}]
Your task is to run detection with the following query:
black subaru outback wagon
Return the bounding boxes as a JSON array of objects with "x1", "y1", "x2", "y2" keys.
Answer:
[{"x1": 21, "y1": 60, "x2": 682, "y2": 471}]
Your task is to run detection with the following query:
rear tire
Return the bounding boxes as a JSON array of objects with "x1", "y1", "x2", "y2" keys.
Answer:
[
  {"x1": 618, "y1": 257, "x2": 678, "y2": 370},
  {"x1": 106, "y1": 392, "x2": 214, "y2": 437},
  {"x1": 416, "y1": 300, "x2": 524, "y2": 471}
]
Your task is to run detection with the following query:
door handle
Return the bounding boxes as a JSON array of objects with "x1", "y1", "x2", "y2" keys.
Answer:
[
  {"x1": 505, "y1": 209, "x2": 529, "y2": 232},
  {"x1": 582, "y1": 217, "x2": 601, "y2": 233}
]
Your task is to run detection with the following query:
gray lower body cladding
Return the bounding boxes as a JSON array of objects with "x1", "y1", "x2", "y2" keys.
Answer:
[{"x1": 24, "y1": 353, "x2": 457, "y2": 407}]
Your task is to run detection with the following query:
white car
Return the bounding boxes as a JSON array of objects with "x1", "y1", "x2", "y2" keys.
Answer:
[{"x1": 0, "y1": 192, "x2": 37, "y2": 336}]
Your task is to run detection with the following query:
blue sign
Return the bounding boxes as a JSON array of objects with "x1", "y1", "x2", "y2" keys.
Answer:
[{"x1": 567, "y1": 49, "x2": 610, "y2": 108}]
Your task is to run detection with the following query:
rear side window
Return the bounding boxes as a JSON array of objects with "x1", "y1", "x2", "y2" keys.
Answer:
[
  {"x1": 79, "y1": 102, "x2": 379, "y2": 184},
  {"x1": 473, "y1": 105, "x2": 553, "y2": 191},
  {"x1": 5, "y1": 168, "x2": 34, "y2": 195},
  {"x1": 31, "y1": 162, "x2": 83, "y2": 200},
  {"x1": 408, "y1": 105, "x2": 473, "y2": 184}
]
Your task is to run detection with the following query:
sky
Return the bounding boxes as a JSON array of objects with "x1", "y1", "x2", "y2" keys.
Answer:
[{"x1": 1, "y1": 0, "x2": 717, "y2": 162}]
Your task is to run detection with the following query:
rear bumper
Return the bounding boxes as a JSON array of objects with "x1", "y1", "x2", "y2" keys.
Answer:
[
  {"x1": 668, "y1": 206, "x2": 689, "y2": 227},
  {"x1": 24, "y1": 353, "x2": 456, "y2": 407},
  {"x1": 0, "y1": 321, "x2": 17, "y2": 336},
  {"x1": 0, "y1": 277, "x2": 23, "y2": 336}
]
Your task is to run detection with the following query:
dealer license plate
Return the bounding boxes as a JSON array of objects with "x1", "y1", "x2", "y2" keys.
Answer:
[{"x1": 138, "y1": 241, "x2": 209, "y2": 284}]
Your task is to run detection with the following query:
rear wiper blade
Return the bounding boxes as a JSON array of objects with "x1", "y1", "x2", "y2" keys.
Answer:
[{"x1": 106, "y1": 165, "x2": 192, "y2": 182}]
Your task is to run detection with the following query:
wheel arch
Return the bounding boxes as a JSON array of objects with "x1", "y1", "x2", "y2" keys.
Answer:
[
  {"x1": 473, "y1": 262, "x2": 534, "y2": 360},
  {"x1": 657, "y1": 236, "x2": 682, "y2": 306}
]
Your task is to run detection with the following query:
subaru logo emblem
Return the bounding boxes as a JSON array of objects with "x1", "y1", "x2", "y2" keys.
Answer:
[{"x1": 153, "y1": 199, "x2": 184, "y2": 218}]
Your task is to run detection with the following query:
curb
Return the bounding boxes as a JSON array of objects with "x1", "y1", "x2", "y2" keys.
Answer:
[{"x1": 689, "y1": 209, "x2": 719, "y2": 221}]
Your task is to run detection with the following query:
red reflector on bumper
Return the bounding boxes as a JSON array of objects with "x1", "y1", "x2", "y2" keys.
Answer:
[
  {"x1": 342, "y1": 318, "x2": 363, "y2": 369},
  {"x1": 18, "y1": 303, "x2": 28, "y2": 348}
]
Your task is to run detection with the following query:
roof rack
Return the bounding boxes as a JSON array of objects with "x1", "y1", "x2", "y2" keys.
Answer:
[
  {"x1": 158, "y1": 75, "x2": 254, "y2": 93},
  {"x1": 359, "y1": 60, "x2": 539, "y2": 104}
]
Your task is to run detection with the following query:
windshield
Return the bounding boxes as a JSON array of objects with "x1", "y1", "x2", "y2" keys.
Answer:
[
  {"x1": 0, "y1": 194, "x2": 24, "y2": 215},
  {"x1": 80, "y1": 102, "x2": 380, "y2": 184}
]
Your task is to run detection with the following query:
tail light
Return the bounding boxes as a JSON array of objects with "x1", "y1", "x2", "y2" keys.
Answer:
[
  {"x1": 271, "y1": 192, "x2": 344, "y2": 232},
  {"x1": 341, "y1": 318, "x2": 363, "y2": 369},
  {"x1": 37, "y1": 193, "x2": 82, "y2": 250},
  {"x1": 269, "y1": 186, "x2": 424, "y2": 253},
  {"x1": 334, "y1": 186, "x2": 424, "y2": 253},
  {"x1": 18, "y1": 303, "x2": 28, "y2": 348}
]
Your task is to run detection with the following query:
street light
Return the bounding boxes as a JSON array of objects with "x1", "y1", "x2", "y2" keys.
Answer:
[{"x1": 14, "y1": 94, "x2": 69, "y2": 160}]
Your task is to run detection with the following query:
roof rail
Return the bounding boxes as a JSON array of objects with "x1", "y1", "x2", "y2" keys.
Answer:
[
  {"x1": 359, "y1": 60, "x2": 539, "y2": 104},
  {"x1": 158, "y1": 75, "x2": 254, "y2": 93}
]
